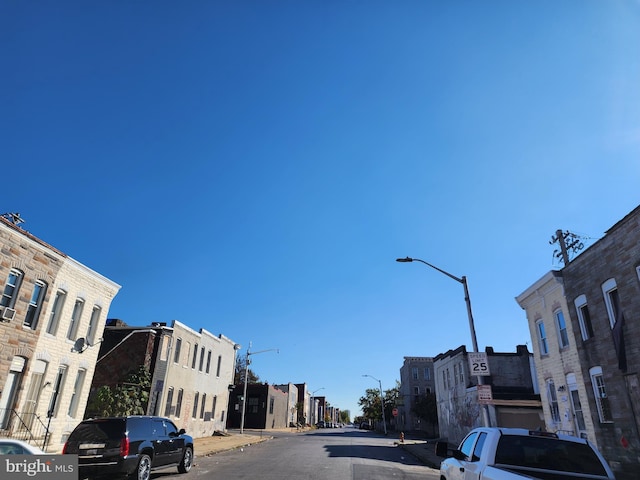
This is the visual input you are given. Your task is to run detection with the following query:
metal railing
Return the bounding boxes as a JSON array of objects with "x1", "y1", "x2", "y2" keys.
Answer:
[{"x1": 0, "y1": 408, "x2": 50, "y2": 450}]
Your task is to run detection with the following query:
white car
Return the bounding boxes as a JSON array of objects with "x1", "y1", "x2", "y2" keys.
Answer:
[{"x1": 0, "y1": 439, "x2": 46, "y2": 455}]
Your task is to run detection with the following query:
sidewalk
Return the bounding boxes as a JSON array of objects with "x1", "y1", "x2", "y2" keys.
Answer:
[{"x1": 396, "y1": 438, "x2": 442, "y2": 469}]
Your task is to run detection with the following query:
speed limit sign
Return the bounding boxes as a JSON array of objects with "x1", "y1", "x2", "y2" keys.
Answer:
[{"x1": 468, "y1": 352, "x2": 491, "y2": 376}]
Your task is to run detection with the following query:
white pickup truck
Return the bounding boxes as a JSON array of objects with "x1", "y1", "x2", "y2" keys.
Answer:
[{"x1": 435, "y1": 427, "x2": 616, "y2": 480}]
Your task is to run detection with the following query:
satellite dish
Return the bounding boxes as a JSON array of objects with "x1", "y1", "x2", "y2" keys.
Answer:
[{"x1": 72, "y1": 337, "x2": 88, "y2": 353}]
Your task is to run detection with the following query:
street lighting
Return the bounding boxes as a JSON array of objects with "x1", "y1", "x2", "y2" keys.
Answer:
[
  {"x1": 311, "y1": 387, "x2": 325, "y2": 425},
  {"x1": 396, "y1": 256, "x2": 490, "y2": 427},
  {"x1": 240, "y1": 343, "x2": 279, "y2": 434},
  {"x1": 363, "y1": 374, "x2": 387, "y2": 435}
]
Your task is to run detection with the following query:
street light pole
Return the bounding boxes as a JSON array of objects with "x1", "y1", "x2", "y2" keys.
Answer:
[
  {"x1": 240, "y1": 343, "x2": 279, "y2": 434},
  {"x1": 396, "y1": 256, "x2": 490, "y2": 427},
  {"x1": 363, "y1": 374, "x2": 387, "y2": 435}
]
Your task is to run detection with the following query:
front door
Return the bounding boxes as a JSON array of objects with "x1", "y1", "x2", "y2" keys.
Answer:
[{"x1": 0, "y1": 357, "x2": 26, "y2": 429}]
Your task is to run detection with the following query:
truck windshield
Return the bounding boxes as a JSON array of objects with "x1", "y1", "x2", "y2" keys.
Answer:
[{"x1": 495, "y1": 435, "x2": 607, "y2": 476}]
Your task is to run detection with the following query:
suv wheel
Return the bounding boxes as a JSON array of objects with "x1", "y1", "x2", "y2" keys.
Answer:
[
  {"x1": 133, "y1": 454, "x2": 151, "y2": 480},
  {"x1": 178, "y1": 446, "x2": 193, "y2": 473}
]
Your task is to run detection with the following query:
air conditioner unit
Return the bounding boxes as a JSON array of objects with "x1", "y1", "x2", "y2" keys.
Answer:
[{"x1": 0, "y1": 307, "x2": 16, "y2": 322}]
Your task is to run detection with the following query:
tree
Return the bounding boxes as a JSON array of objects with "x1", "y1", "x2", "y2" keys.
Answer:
[
  {"x1": 339, "y1": 410, "x2": 350, "y2": 424},
  {"x1": 411, "y1": 391, "x2": 438, "y2": 434},
  {"x1": 233, "y1": 356, "x2": 260, "y2": 385},
  {"x1": 358, "y1": 388, "x2": 382, "y2": 421},
  {"x1": 86, "y1": 366, "x2": 151, "y2": 417}
]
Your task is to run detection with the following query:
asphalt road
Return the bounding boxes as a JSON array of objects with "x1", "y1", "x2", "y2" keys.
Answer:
[{"x1": 155, "y1": 427, "x2": 440, "y2": 480}]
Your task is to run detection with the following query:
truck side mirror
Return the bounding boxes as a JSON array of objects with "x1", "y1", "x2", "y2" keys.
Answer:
[{"x1": 435, "y1": 441, "x2": 449, "y2": 457}]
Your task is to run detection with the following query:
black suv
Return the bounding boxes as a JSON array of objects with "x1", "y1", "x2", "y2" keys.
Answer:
[{"x1": 63, "y1": 416, "x2": 194, "y2": 480}]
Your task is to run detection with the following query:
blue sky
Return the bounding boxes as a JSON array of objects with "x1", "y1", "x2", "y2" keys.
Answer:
[{"x1": 3, "y1": 1, "x2": 639, "y2": 420}]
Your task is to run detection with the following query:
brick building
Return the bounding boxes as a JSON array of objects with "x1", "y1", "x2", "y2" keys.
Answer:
[
  {"x1": 0, "y1": 214, "x2": 120, "y2": 452},
  {"x1": 559, "y1": 205, "x2": 640, "y2": 477},
  {"x1": 398, "y1": 356, "x2": 437, "y2": 435}
]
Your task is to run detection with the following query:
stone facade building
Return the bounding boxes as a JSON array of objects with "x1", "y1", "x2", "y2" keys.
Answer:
[
  {"x1": 0, "y1": 215, "x2": 120, "y2": 453},
  {"x1": 398, "y1": 356, "x2": 436, "y2": 435},
  {"x1": 434, "y1": 344, "x2": 542, "y2": 445},
  {"x1": 560, "y1": 206, "x2": 640, "y2": 477}
]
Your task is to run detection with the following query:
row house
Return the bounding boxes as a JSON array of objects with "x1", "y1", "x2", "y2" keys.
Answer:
[
  {"x1": 295, "y1": 383, "x2": 311, "y2": 425},
  {"x1": 518, "y1": 205, "x2": 640, "y2": 479},
  {"x1": 398, "y1": 356, "x2": 436, "y2": 435},
  {"x1": 89, "y1": 320, "x2": 239, "y2": 438},
  {"x1": 227, "y1": 383, "x2": 289, "y2": 429},
  {"x1": 0, "y1": 215, "x2": 120, "y2": 453},
  {"x1": 434, "y1": 344, "x2": 542, "y2": 445},
  {"x1": 273, "y1": 383, "x2": 299, "y2": 426}
]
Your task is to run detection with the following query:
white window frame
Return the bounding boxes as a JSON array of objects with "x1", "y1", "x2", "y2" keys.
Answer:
[
  {"x1": 24, "y1": 280, "x2": 47, "y2": 329},
  {"x1": 68, "y1": 368, "x2": 86, "y2": 418},
  {"x1": 555, "y1": 309, "x2": 570, "y2": 348},
  {"x1": 411, "y1": 367, "x2": 418, "y2": 380},
  {"x1": 546, "y1": 379, "x2": 561, "y2": 424},
  {"x1": 1, "y1": 268, "x2": 23, "y2": 308},
  {"x1": 536, "y1": 319, "x2": 548, "y2": 355},
  {"x1": 601, "y1": 278, "x2": 619, "y2": 329},
  {"x1": 46, "y1": 290, "x2": 66, "y2": 335},
  {"x1": 423, "y1": 367, "x2": 431, "y2": 380},
  {"x1": 86, "y1": 306, "x2": 101, "y2": 345},
  {"x1": 590, "y1": 366, "x2": 613, "y2": 423},
  {"x1": 574, "y1": 295, "x2": 593, "y2": 340},
  {"x1": 66, "y1": 298, "x2": 85, "y2": 341}
]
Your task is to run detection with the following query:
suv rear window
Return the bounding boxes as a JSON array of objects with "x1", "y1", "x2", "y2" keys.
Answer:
[
  {"x1": 68, "y1": 419, "x2": 126, "y2": 443},
  {"x1": 495, "y1": 435, "x2": 607, "y2": 476}
]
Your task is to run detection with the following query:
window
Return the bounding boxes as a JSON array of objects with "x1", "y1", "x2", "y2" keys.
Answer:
[
  {"x1": 602, "y1": 279, "x2": 621, "y2": 329},
  {"x1": 212, "y1": 395, "x2": 217, "y2": 418},
  {"x1": 198, "y1": 347, "x2": 205, "y2": 371},
  {"x1": 555, "y1": 310, "x2": 570, "y2": 348},
  {"x1": 546, "y1": 379, "x2": 560, "y2": 423},
  {"x1": 412, "y1": 367, "x2": 418, "y2": 380},
  {"x1": 192, "y1": 344, "x2": 198, "y2": 369},
  {"x1": 68, "y1": 369, "x2": 86, "y2": 417},
  {"x1": 192, "y1": 392, "x2": 199, "y2": 418},
  {"x1": 1, "y1": 269, "x2": 23, "y2": 308},
  {"x1": 66, "y1": 298, "x2": 84, "y2": 340},
  {"x1": 590, "y1": 367, "x2": 612, "y2": 422},
  {"x1": 459, "y1": 432, "x2": 479, "y2": 460},
  {"x1": 216, "y1": 355, "x2": 222, "y2": 377},
  {"x1": 175, "y1": 389, "x2": 184, "y2": 418},
  {"x1": 200, "y1": 394, "x2": 207, "y2": 419},
  {"x1": 206, "y1": 350, "x2": 212, "y2": 373},
  {"x1": 173, "y1": 338, "x2": 182, "y2": 364},
  {"x1": 46, "y1": 290, "x2": 66, "y2": 335},
  {"x1": 164, "y1": 388, "x2": 174, "y2": 417},
  {"x1": 574, "y1": 295, "x2": 594, "y2": 340},
  {"x1": 269, "y1": 396, "x2": 274, "y2": 414},
  {"x1": 86, "y1": 306, "x2": 101, "y2": 345},
  {"x1": 24, "y1": 280, "x2": 47, "y2": 329},
  {"x1": 454, "y1": 364, "x2": 460, "y2": 385},
  {"x1": 446, "y1": 368, "x2": 451, "y2": 389},
  {"x1": 48, "y1": 366, "x2": 68, "y2": 417},
  {"x1": 423, "y1": 367, "x2": 431, "y2": 380},
  {"x1": 442, "y1": 370, "x2": 447, "y2": 389},
  {"x1": 536, "y1": 319, "x2": 548, "y2": 355}
]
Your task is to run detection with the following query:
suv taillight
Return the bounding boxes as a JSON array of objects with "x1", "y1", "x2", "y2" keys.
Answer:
[
  {"x1": 120, "y1": 437, "x2": 130, "y2": 457},
  {"x1": 62, "y1": 442, "x2": 68, "y2": 454}
]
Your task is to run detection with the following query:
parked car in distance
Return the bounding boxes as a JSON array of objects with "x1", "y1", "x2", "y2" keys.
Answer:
[
  {"x1": 0, "y1": 438, "x2": 46, "y2": 454},
  {"x1": 62, "y1": 416, "x2": 193, "y2": 480}
]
